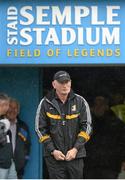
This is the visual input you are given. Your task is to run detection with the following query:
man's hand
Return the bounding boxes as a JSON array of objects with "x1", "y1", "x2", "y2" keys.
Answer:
[
  {"x1": 51, "y1": 150, "x2": 65, "y2": 161},
  {"x1": 65, "y1": 147, "x2": 78, "y2": 161}
]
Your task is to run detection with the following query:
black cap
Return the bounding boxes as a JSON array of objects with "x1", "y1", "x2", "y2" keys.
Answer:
[{"x1": 53, "y1": 71, "x2": 71, "y2": 83}]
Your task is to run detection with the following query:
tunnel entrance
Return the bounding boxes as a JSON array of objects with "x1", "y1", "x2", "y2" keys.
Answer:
[{"x1": 41, "y1": 66, "x2": 125, "y2": 179}]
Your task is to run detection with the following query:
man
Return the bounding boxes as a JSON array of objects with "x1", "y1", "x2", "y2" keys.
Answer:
[
  {"x1": 35, "y1": 70, "x2": 92, "y2": 179},
  {"x1": 0, "y1": 93, "x2": 17, "y2": 179},
  {"x1": 6, "y1": 98, "x2": 31, "y2": 178},
  {"x1": 0, "y1": 93, "x2": 9, "y2": 117},
  {"x1": 84, "y1": 96, "x2": 125, "y2": 179},
  {"x1": 111, "y1": 93, "x2": 125, "y2": 123}
]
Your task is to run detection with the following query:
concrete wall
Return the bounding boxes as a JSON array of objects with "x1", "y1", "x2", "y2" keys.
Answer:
[{"x1": 0, "y1": 67, "x2": 42, "y2": 178}]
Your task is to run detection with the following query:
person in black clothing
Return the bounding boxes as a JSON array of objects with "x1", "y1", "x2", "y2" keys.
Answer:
[
  {"x1": 6, "y1": 98, "x2": 31, "y2": 178},
  {"x1": 35, "y1": 71, "x2": 92, "y2": 179},
  {"x1": 0, "y1": 93, "x2": 17, "y2": 179},
  {"x1": 84, "y1": 96, "x2": 125, "y2": 179}
]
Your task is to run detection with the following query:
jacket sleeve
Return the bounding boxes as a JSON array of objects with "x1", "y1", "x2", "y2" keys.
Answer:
[
  {"x1": 23, "y1": 122, "x2": 31, "y2": 161},
  {"x1": 17, "y1": 119, "x2": 31, "y2": 162},
  {"x1": 74, "y1": 97, "x2": 92, "y2": 150},
  {"x1": 35, "y1": 98, "x2": 55, "y2": 153}
]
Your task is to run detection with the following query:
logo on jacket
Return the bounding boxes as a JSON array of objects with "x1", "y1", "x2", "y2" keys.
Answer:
[
  {"x1": 49, "y1": 107, "x2": 54, "y2": 110},
  {"x1": 71, "y1": 105, "x2": 76, "y2": 111}
]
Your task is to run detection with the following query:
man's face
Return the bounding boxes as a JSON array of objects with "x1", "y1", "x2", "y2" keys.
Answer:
[
  {"x1": 52, "y1": 80, "x2": 71, "y2": 96},
  {"x1": 6, "y1": 101, "x2": 19, "y2": 122},
  {"x1": 0, "y1": 100, "x2": 9, "y2": 116},
  {"x1": 93, "y1": 100, "x2": 108, "y2": 117}
]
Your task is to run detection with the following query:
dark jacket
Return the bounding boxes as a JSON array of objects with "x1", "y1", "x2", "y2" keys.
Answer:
[
  {"x1": 35, "y1": 89, "x2": 92, "y2": 158},
  {"x1": 14, "y1": 119, "x2": 31, "y2": 175},
  {"x1": 0, "y1": 117, "x2": 13, "y2": 169},
  {"x1": 85, "y1": 110, "x2": 125, "y2": 172}
]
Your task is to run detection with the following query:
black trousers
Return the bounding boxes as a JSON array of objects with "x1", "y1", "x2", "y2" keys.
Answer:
[
  {"x1": 45, "y1": 156, "x2": 84, "y2": 179},
  {"x1": 84, "y1": 167, "x2": 119, "y2": 179}
]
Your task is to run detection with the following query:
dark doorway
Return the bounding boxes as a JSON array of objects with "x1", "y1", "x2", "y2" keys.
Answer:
[
  {"x1": 42, "y1": 66, "x2": 125, "y2": 106},
  {"x1": 41, "y1": 66, "x2": 125, "y2": 179}
]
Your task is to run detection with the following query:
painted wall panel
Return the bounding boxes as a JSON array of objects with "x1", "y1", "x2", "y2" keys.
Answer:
[
  {"x1": 0, "y1": 0, "x2": 124, "y2": 64},
  {"x1": 0, "y1": 67, "x2": 42, "y2": 179}
]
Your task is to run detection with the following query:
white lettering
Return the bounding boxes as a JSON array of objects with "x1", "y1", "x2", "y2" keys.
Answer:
[
  {"x1": 36, "y1": 6, "x2": 50, "y2": 25},
  {"x1": 20, "y1": 28, "x2": 32, "y2": 45},
  {"x1": 52, "y1": 6, "x2": 71, "y2": 25},
  {"x1": 20, "y1": 6, "x2": 34, "y2": 25}
]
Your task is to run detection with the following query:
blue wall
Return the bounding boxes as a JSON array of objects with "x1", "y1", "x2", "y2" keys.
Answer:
[
  {"x1": 0, "y1": 0, "x2": 124, "y2": 64},
  {"x1": 0, "y1": 67, "x2": 42, "y2": 179}
]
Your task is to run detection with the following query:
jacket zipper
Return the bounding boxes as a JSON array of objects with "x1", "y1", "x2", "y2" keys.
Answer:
[{"x1": 46, "y1": 98, "x2": 66, "y2": 154}]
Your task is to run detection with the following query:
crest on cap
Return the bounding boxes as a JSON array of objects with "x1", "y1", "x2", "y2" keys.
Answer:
[{"x1": 53, "y1": 71, "x2": 71, "y2": 83}]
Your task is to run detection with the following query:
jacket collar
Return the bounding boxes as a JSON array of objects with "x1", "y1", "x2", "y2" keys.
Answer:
[
  {"x1": 45, "y1": 89, "x2": 75, "y2": 115},
  {"x1": 45, "y1": 89, "x2": 75, "y2": 102}
]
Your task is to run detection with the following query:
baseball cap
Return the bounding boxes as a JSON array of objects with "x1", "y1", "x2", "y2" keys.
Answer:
[{"x1": 53, "y1": 71, "x2": 71, "y2": 83}]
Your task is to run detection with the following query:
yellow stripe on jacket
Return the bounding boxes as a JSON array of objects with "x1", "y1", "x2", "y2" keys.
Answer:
[
  {"x1": 46, "y1": 112, "x2": 61, "y2": 119},
  {"x1": 18, "y1": 132, "x2": 26, "y2": 142},
  {"x1": 46, "y1": 112, "x2": 79, "y2": 120},
  {"x1": 66, "y1": 114, "x2": 79, "y2": 119},
  {"x1": 39, "y1": 134, "x2": 50, "y2": 143},
  {"x1": 78, "y1": 131, "x2": 90, "y2": 141}
]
